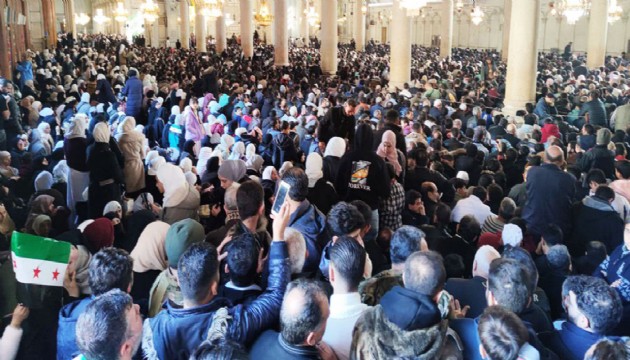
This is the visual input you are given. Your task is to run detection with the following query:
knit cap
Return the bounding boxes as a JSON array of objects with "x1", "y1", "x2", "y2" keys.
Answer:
[
  {"x1": 165, "y1": 219, "x2": 205, "y2": 268},
  {"x1": 502, "y1": 224, "x2": 523, "y2": 248}
]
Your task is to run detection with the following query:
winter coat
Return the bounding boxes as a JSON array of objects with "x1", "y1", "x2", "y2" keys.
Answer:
[
  {"x1": 318, "y1": 106, "x2": 356, "y2": 145},
  {"x1": 522, "y1": 163, "x2": 576, "y2": 236},
  {"x1": 568, "y1": 196, "x2": 624, "y2": 256},
  {"x1": 121, "y1": 76, "x2": 143, "y2": 118},
  {"x1": 288, "y1": 200, "x2": 327, "y2": 273},
  {"x1": 184, "y1": 110, "x2": 205, "y2": 142},
  {"x1": 87, "y1": 142, "x2": 125, "y2": 219},
  {"x1": 577, "y1": 144, "x2": 615, "y2": 179},
  {"x1": 96, "y1": 79, "x2": 117, "y2": 104},
  {"x1": 307, "y1": 178, "x2": 339, "y2": 216},
  {"x1": 540, "y1": 321, "x2": 605, "y2": 360},
  {"x1": 351, "y1": 286, "x2": 453, "y2": 359},
  {"x1": 57, "y1": 297, "x2": 92, "y2": 360},
  {"x1": 272, "y1": 133, "x2": 298, "y2": 169},
  {"x1": 142, "y1": 241, "x2": 290, "y2": 360},
  {"x1": 118, "y1": 131, "x2": 145, "y2": 193}
]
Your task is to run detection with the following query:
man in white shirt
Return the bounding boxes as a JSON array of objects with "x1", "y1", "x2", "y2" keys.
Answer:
[
  {"x1": 322, "y1": 236, "x2": 370, "y2": 360},
  {"x1": 451, "y1": 186, "x2": 495, "y2": 225}
]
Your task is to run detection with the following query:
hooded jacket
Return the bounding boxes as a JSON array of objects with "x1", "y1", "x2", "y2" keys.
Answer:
[
  {"x1": 272, "y1": 132, "x2": 298, "y2": 169},
  {"x1": 335, "y1": 125, "x2": 391, "y2": 210},
  {"x1": 121, "y1": 75, "x2": 143, "y2": 118},
  {"x1": 568, "y1": 196, "x2": 624, "y2": 256},
  {"x1": 351, "y1": 286, "x2": 449, "y2": 359},
  {"x1": 57, "y1": 297, "x2": 93, "y2": 360},
  {"x1": 288, "y1": 200, "x2": 327, "y2": 273}
]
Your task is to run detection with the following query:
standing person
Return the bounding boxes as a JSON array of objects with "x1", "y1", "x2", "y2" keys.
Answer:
[
  {"x1": 184, "y1": 96, "x2": 205, "y2": 145},
  {"x1": 64, "y1": 115, "x2": 89, "y2": 224},
  {"x1": 87, "y1": 123, "x2": 124, "y2": 219},
  {"x1": 317, "y1": 98, "x2": 357, "y2": 146},
  {"x1": 336, "y1": 124, "x2": 391, "y2": 227},
  {"x1": 121, "y1": 68, "x2": 143, "y2": 119},
  {"x1": 579, "y1": 90, "x2": 608, "y2": 128},
  {"x1": 116, "y1": 117, "x2": 146, "y2": 196},
  {"x1": 522, "y1": 145, "x2": 576, "y2": 238}
]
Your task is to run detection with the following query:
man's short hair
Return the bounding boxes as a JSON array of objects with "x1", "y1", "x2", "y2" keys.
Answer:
[
  {"x1": 330, "y1": 235, "x2": 366, "y2": 290},
  {"x1": 583, "y1": 338, "x2": 630, "y2": 360},
  {"x1": 586, "y1": 168, "x2": 606, "y2": 185},
  {"x1": 226, "y1": 235, "x2": 259, "y2": 287},
  {"x1": 472, "y1": 186, "x2": 487, "y2": 201},
  {"x1": 477, "y1": 306, "x2": 529, "y2": 360},
  {"x1": 282, "y1": 167, "x2": 309, "y2": 202},
  {"x1": 350, "y1": 200, "x2": 373, "y2": 226},
  {"x1": 76, "y1": 289, "x2": 136, "y2": 360},
  {"x1": 547, "y1": 245, "x2": 571, "y2": 271},
  {"x1": 595, "y1": 185, "x2": 615, "y2": 202},
  {"x1": 542, "y1": 224, "x2": 563, "y2": 246},
  {"x1": 236, "y1": 181, "x2": 263, "y2": 219},
  {"x1": 498, "y1": 198, "x2": 516, "y2": 220},
  {"x1": 391, "y1": 225, "x2": 425, "y2": 264},
  {"x1": 488, "y1": 258, "x2": 533, "y2": 314},
  {"x1": 562, "y1": 276, "x2": 623, "y2": 334},
  {"x1": 385, "y1": 109, "x2": 399, "y2": 123},
  {"x1": 405, "y1": 190, "x2": 422, "y2": 206},
  {"x1": 224, "y1": 183, "x2": 241, "y2": 212},
  {"x1": 458, "y1": 215, "x2": 481, "y2": 242},
  {"x1": 616, "y1": 160, "x2": 630, "y2": 179},
  {"x1": 327, "y1": 202, "x2": 365, "y2": 236},
  {"x1": 88, "y1": 248, "x2": 134, "y2": 296},
  {"x1": 190, "y1": 338, "x2": 249, "y2": 360},
  {"x1": 403, "y1": 251, "x2": 445, "y2": 297},
  {"x1": 434, "y1": 202, "x2": 451, "y2": 225},
  {"x1": 280, "y1": 279, "x2": 328, "y2": 345},
  {"x1": 178, "y1": 242, "x2": 219, "y2": 304},
  {"x1": 285, "y1": 228, "x2": 306, "y2": 274},
  {"x1": 502, "y1": 246, "x2": 539, "y2": 290}
]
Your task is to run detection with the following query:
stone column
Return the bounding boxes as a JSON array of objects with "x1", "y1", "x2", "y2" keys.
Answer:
[
  {"x1": 196, "y1": 7, "x2": 207, "y2": 52},
  {"x1": 274, "y1": 0, "x2": 289, "y2": 66},
  {"x1": 389, "y1": 0, "x2": 412, "y2": 88},
  {"x1": 586, "y1": 0, "x2": 609, "y2": 69},
  {"x1": 501, "y1": 0, "x2": 511, "y2": 61},
  {"x1": 503, "y1": 0, "x2": 540, "y2": 115},
  {"x1": 320, "y1": 0, "x2": 337, "y2": 74},
  {"x1": 240, "y1": 0, "x2": 254, "y2": 57},
  {"x1": 354, "y1": 0, "x2": 366, "y2": 51},
  {"x1": 64, "y1": 0, "x2": 77, "y2": 36},
  {"x1": 151, "y1": 20, "x2": 159, "y2": 47},
  {"x1": 301, "y1": 0, "x2": 309, "y2": 43},
  {"x1": 42, "y1": 0, "x2": 57, "y2": 47},
  {"x1": 0, "y1": 1, "x2": 9, "y2": 78},
  {"x1": 180, "y1": 0, "x2": 190, "y2": 49},
  {"x1": 216, "y1": 12, "x2": 227, "y2": 53},
  {"x1": 440, "y1": 0, "x2": 453, "y2": 58}
]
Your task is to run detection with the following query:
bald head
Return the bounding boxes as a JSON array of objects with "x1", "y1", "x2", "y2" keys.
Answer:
[
  {"x1": 280, "y1": 279, "x2": 329, "y2": 346},
  {"x1": 544, "y1": 145, "x2": 564, "y2": 166},
  {"x1": 403, "y1": 251, "x2": 446, "y2": 297}
]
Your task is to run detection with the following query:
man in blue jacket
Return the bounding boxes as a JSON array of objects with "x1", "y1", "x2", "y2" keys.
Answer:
[
  {"x1": 142, "y1": 201, "x2": 292, "y2": 359},
  {"x1": 57, "y1": 248, "x2": 134, "y2": 360},
  {"x1": 121, "y1": 68, "x2": 143, "y2": 119},
  {"x1": 282, "y1": 167, "x2": 327, "y2": 273},
  {"x1": 579, "y1": 89, "x2": 608, "y2": 127},
  {"x1": 522, "y1": 145, "x2": 576, "y2": 238},
  {"x1": 540, "y1": 275, "x2": 622, "y2": 360}
]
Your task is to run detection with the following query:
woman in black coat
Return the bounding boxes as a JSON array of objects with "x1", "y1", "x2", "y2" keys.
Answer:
[{"x1": 87, "y1": 123, "x2": 124, "y2": 219}]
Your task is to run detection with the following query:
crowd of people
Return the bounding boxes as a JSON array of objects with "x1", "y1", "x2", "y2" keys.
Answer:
[{"x1": 0, "y1": 30, "x2": 630, "y2": 359}]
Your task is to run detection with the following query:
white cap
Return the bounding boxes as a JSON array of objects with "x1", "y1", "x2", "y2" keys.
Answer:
[
  {"x1": 456, "y1": 171, "x2": 469, "y2": 183},
  {"x1": 502, "y1": 224, "x2": 523, "y2": 248}
]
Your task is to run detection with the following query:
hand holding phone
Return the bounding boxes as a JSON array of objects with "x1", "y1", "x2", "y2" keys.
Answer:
[{"x1": 272, "y1": 181, "x2": 291, "y2": 215}]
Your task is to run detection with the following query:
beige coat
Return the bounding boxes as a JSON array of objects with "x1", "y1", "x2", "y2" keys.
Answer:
[{"x1": 118, "y1": 131, "x2": 146, "y2": 193}]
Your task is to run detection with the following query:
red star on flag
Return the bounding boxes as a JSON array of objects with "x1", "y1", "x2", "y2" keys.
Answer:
[
  {"x1": 52, "y1": 269, "x2": 60, "y2": 281},
  {"x1": 33, "y1": 266, "x2": 41, "y2": 278},
  {"x1": 12, "y1": 260, "x2": 16, "y2": 269}
]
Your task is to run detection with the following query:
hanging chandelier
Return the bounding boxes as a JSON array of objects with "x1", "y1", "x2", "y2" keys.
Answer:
[
  {"x1": 93, "y1": 8, "x2": 110, "y2": 25},
  {"x1": 255, "y1": 0, "x2": 273, "y2": 27},
  {"x1": 304, "y1": 0, "x2": 319, "y2": 26},
  {"x1": 113, "y1": 2, "x2": 128, "y2": 23},
  {"x1": 75, "y1": 13, "x2": 90, "y2": 27},
  {"x1": 470, "y1": 5, "x2": 484, "y2": 25},
  {"x1": 608, "y1": 0, "x2": 623, "y2": 24},
  {"x1": 557, "y1": 0, "x2": 589, "y2": 25},
  {"x1": 201, "y1": 0, "x2": 223, "y2": 18},
  {"x1": 141, "y1": 0, "x2": 160, "y2": 23},
  {"x1": 400, "y1": 0, "x2": 428, "y2": 17}
]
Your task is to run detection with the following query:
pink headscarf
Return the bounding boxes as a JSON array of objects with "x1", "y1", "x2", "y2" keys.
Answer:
[{"x1": 376, "y1": 130, "x2": 402, "y2": 176}]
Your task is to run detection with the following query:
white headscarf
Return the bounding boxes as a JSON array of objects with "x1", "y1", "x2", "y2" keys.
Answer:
[
  {"x1": 130, "y1": 221, "x2": 170, "y2": 273},
  {"x1": 148, "y1": 156, "x2": 166, "y2": 176},
  {"x1": 184, "y1": 171, "x2": 197, "y2": 186},
  {"x1": 171, "y1": 105, "x2": 181, "y2": 116},
  {"x1": 93, "y1": 122, "x2": 111, "y2": 143},
  {"x1": 245, "y1": 144, "x2": 264, "y2": 173},
  {"x1": 66, "y1": 115, "x2": 88, "y2": 139},
  {"x1": 179, "y1": 157, "x2": 193, "y2": 173},
  {"x1": 53, "y1": 160, "x2": 69, "y2": 183},
  {"x1": 325, "y1": 137, "x2": 346, "y2": 157},
  {"x1": 116, "y1": 116, "x2": 137, "y2": 140},
  {"x1": 229, "y1": 142, "x2": 245, "y2": 160},
  {"x1": 305, "y1": 153, "x2": 324, "y2": 188},
  {"x1": 262, "y1": 166, "x2": 277, "y2": 181},
  {"x1": 196, "y1": 147, "x2": 213, "y2": 175},
  {"x1": 157, "y1": 163, "x2": 188, "y2": 207},
  {"x1": 145, "y1": 150, "x2": 160, "y2": 167}
]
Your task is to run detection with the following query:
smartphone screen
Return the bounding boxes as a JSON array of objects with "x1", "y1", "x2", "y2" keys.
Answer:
[{"x1": 272, "y1": 181, "x2": 291, "y2": 214}]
